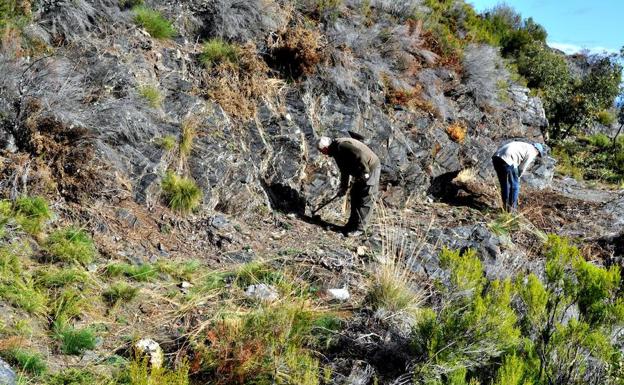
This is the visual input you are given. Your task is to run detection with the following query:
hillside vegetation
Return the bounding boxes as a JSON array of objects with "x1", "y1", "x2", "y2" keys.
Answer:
[{"x1": 0, "y1": 0, "x2": 623, "y2": 385}]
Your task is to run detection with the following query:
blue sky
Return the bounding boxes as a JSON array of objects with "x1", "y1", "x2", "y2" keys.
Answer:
[{"x1": 469, "y1": 0, "x2": 622, "y2": 55}]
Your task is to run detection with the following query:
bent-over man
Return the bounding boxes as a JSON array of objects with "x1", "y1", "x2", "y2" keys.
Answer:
[
  {"x1": 492, "y1": 141, "x2": 546, "y2": 212},
  {"x1": 318, "y1": 136, "x2": 381, "y2": 235}
]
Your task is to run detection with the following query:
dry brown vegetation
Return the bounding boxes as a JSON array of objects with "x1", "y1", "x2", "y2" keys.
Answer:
[
  {"x1": 205, "y1": 43, "x2": 284, "y2": 120},
  {"x1": 446, "y1": 121, "x2": 467, "y2": 143},
  {"x1": 266, "y1": 26, "x2": 327, "y2": 79}
]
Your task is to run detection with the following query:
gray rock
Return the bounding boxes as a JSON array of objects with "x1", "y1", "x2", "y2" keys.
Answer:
[
  {"x1": 327, "y1": 288, "x2": 351, "y2": 301},
  {"x1": 0, "y1": 358, "x2": 15, "y2": 385},
  {"x1": 245, "y1": 284, "x2": 279, "y2": 302},
  {"x1": 344, "y1": 360, "x2": 375, "y2": 385}
]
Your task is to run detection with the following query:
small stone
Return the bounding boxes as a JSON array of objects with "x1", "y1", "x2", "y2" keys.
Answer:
[
  {"x1": 180, "y1": 281, "x2": 193, "y2": 289},
  {"x1": 327, "y1": 288, "x2": 350, "y2": 301},
  {"x1": 86, "y1": 263, "x2": 98, "y2": 273},
  {"x1": 245, "y1": 284, "x2": 279, "y2": 302},
  {"x1": 356, "y1": 246, "x2": 368, "y2": 257},
  {"x1": 133, "y1": 338, "x2": 164, "y2": 369}
]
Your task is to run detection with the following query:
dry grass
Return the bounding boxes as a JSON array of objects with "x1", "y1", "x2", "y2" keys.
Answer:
[
  {"x1": 267, "y1": 26, "x2": 327, "y2": 79},
  {"x1": 368, "y1": 205, "x2": 426, "y2": 320},
  {"x1": 446, "y1": 122, "x2": 467, "y2": 143},
  {"x1": 179, "y1": 116, "x2": 199, "y2": 159},
  {"x1": 205, "y1": 43, "x2": 284, "y2": 120},
  {"x1": 384, "y1": 79, "x2": 438, "y2": 116}
]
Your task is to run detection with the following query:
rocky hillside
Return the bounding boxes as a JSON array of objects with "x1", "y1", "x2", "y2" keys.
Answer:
[{"x1": 0, "y1": 0, "x2": 623, "y2": 384}]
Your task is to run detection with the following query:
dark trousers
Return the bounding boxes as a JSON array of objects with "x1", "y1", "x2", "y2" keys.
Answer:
[
  {"x1": 492, "y1": 156, "x2": 519, "y2": 212},
  {"x1": 345, "y1": 166, "x2": 380, "y2": 231}
]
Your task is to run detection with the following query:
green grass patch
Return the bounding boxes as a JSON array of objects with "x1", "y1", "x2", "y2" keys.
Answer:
[
  {"x1": 156, "y1": 135, "x2": 177, "y2": 151},
  {"x1": 137, "y1": 84, "x2": 163, "y2": 108},
  {"x1": 45, "y1": 227, "x2": 97, "y2": 265},
  {"x1": 133, "y1": 6, "x2": 175, "y2": 39},
  {"x1": 161, "y1": 171, "x2": 203, "y2": 214},
  {"x1": 35, "y1": 267, "x2": 88, "y2": 288},
  {"x1": 0, "y1": 276, "x2": 48, "y2": 315},
  {"x1": 122, "y1": 357, "x2": 189, "y2": 385},
  {"x1": 597, "y1": 110, "x2": 616, "y2": 126},
  {"x1": 56, "y1": 327, "x2": 96, "y2": 355},
  {"x1": 106, "y1": 262, "x2": 158, "y2": 282},
  {"x1": 46, "y1": 368, "x2": 97, "y2": 385},
  {"x1": 103, "y1": 282, "x2": 139, "y2": 306},
  {"x1": 156, "y1": 260, "x2": 200, "y2": 281},
  {"x1": 200, "y1": 38, "x2": 239, "y2": 68},
  {"x1": 2, "y1": 348, "x2": 47, "y2": 376},
  {"x1": 13, "y1": 196, "x2": 52, "y2": 235}
]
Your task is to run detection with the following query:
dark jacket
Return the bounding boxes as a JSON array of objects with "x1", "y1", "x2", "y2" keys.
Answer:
[{"x1": 329, "y1": 138, "x2": 380, "y2": 188}]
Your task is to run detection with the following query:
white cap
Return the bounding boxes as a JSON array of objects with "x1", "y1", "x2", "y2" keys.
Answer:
[{"x1": 318, "y1": 136, "x2": 332, "y2": 150}]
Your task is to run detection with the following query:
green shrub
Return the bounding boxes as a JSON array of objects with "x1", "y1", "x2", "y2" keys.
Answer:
[
  {"x1": 597, "y1": 110, "x2": 616, "y2": 126},
  {"x1": 133, "y1": 6, "x2": 175, "y2": 39},
  {"x1": 103, "y1": 282, "x2": 139, "y2": 306},
  {"x1": 13, "y1": 196, "x2": 52, "y2": 234},
  {"x1": 106, "y1": 262, "x2": 158, "y2": 282},
  {"x1": 198, "y1": 301, "x2": 321, "y2": 384},
  {"x1": 588, "y1": 133, "x2": 611, "y2": 149},
  {"x1": 161, "y1": 171, "x2": 203, "y2": 214},
  {"x1": 57, "y1": 327, "x2": 96, "y2": 355},
  {"x1": 3, "y1": 348, "x2": 47, "y2": 375},
  {"x1": 137, "y1": 84, "x2": 163, "y2": 108},
  {"x1": 200, "y1": 39, "x2": 239, "y2": 68},
  {"x1": 45, "y1": 227, "x2": 97, "y2": 264}
]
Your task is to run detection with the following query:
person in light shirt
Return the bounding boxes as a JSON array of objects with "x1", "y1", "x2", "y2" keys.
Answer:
[{"x1": 492, "y1": 141, "x2": 546, "y2": 212}]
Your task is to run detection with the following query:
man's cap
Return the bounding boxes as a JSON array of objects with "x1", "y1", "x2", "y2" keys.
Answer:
[
  {"x1": 318, "y1": 136, "x2": 332, "y2": 150},
  {"x1": 533, "y1": 142, "x2": 546, "y2": 157}
]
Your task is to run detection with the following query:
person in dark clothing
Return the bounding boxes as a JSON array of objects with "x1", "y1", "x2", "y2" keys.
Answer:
[{"x1": 318, "y1": 136, "x2": 381, "y2": 235}]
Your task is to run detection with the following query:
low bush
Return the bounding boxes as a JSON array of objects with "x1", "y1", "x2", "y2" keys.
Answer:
[
  {"x1": 156, "y1": 135, "x2": 177, "y2": 151},
  {"x1": 197, "y1": 301, "x2": 322, "y2": 384},
  {"x1": 161, "y1": 171, "x2": 202, "y2": 214},
  {"x1": 45, "y1": 227, "x2": 97, "y2": 265},
  {"x1": 200, "y1": 39, "x2": 239, "y2": 68},
  {"x1": 46, "y1": 368, "x2": 96, "y2": 385},
  {"x1": 133, "y1": 6, "x2": 175, "y2": 39},
  {"x1": 597, "y1": 110, "x2": 616, "y2": 126}
]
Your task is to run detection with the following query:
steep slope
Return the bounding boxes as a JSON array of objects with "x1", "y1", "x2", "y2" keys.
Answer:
[{"x1": 0, "y1": 1, "x2": 623, "y2": 384}]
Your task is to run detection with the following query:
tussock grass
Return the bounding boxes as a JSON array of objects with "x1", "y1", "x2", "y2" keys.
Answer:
[
  {"x1": 156, "y1": 135, "x2": 177, "y2": 151},
  {"x1": 133, "y1": 6, "x2": 175, "y2": 39},
  {"x1": 179, "y1": 116, "x2": 199, "y2": 159},
  {"x1": 35, "y1": 267, "x2": 88, "y2": 288},
  {"x1": 137, "y1": 84, "x2": 163, "y2": 108},
  {"x1": 368, "y1": 206, "x2": 425, "y2": 320},
  {"x1": 103, "y1": 282, "x2": 139, "y2": 306},
  {"x1": 200, "y1": 38, "x2": 239, "y2": 68},
  {"x1": 0, "y1": 276, "x2": 48, "y2": 315},
  {"x1": 13, "y1": 196, "x2": 52, "y2": 235},
  {"x1": 161, "y1": 171, "x2": 202, "y2": 214},
  {"x1": 2, "y1": 348, "x2": 47, "y2": 375},
  {"x1": 57, "y1": 326, "x2": 96, "y2": 355},
  {"x1": 155, "y1": 260, "x2": 200, "y2": 281},
  {"x1": 106, "y1": 262, "x2": 158, "y2": 282},
  {"x1": 46, "y1": 368, "x2": 97, "y2": 385},
  {"x1": 488, "y1": 212, "x2": 520, "y2": 236},
  {"x1": 45, "y1": 227, "x2": 97, "y2": 265}
]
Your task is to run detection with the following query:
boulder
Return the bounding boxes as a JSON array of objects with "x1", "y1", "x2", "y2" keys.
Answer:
[{"x1": 133, "y1": 338, "x2": 164, "y2": 369}]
